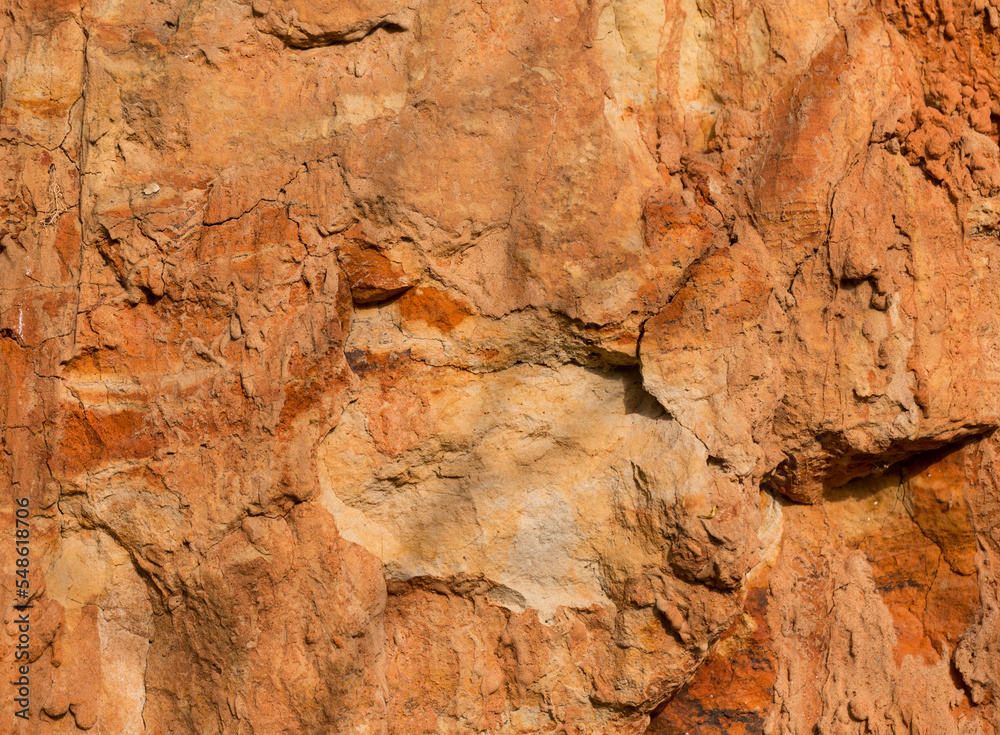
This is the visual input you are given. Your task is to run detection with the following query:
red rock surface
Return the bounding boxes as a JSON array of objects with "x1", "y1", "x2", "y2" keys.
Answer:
[
  {"x1": 2, "y1": 0, "x2": 1000, "y2": 732},
  {"x1": 650, "y1": 442, "x2": 990, "y2": 734}
]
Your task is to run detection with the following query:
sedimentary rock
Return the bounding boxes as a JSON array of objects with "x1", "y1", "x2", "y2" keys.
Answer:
[
  {"x1": 651, "y1": 440, "x2": 997, "y2": 735},
  {"x1": 2, "y1": 0, "x2": 1000, "y2": 732}
]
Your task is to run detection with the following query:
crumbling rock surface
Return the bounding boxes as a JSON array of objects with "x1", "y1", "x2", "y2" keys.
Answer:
[
  {"x1": 650, "y1": 439, "x2": 1000, "y2": 735},
  {"x1": 2, "y1": 0, "x2": 1000, "y2": 732}
]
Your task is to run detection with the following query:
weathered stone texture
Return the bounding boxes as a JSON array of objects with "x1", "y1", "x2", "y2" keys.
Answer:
[{"x1": 2, "y1": 0, "x2": 1000, "y2": 732}]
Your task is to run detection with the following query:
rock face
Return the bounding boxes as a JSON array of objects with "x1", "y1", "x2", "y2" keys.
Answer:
[
  {"x1": 3, "y1": 0, "x2": 1000, "y2": 732},
  {"x1": 650, "y1": 442, "x2": 992, "y2": 735}
]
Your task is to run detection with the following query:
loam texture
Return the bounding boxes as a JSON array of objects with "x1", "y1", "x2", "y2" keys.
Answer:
[{"x1": 2, "y1": 0, "x2": 1000, "y2": 732}]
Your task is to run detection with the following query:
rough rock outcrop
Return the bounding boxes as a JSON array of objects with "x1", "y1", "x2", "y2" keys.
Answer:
[{"x1": 3, "y1": 0, "x2": 1000, "y2": 732}]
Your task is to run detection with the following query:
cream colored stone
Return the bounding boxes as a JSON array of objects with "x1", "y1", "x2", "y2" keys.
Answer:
[
  {"x1": 321, "y1": 363, "x2": 711, "y2": 616},
  {"x1": 46, "y1": 532, "x2": 151, "y2": 735}
]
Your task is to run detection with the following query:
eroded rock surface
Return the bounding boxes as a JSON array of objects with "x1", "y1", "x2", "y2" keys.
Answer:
[{"x1": 2, "y1": 0, "x2": 1000, "y2": 732}]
